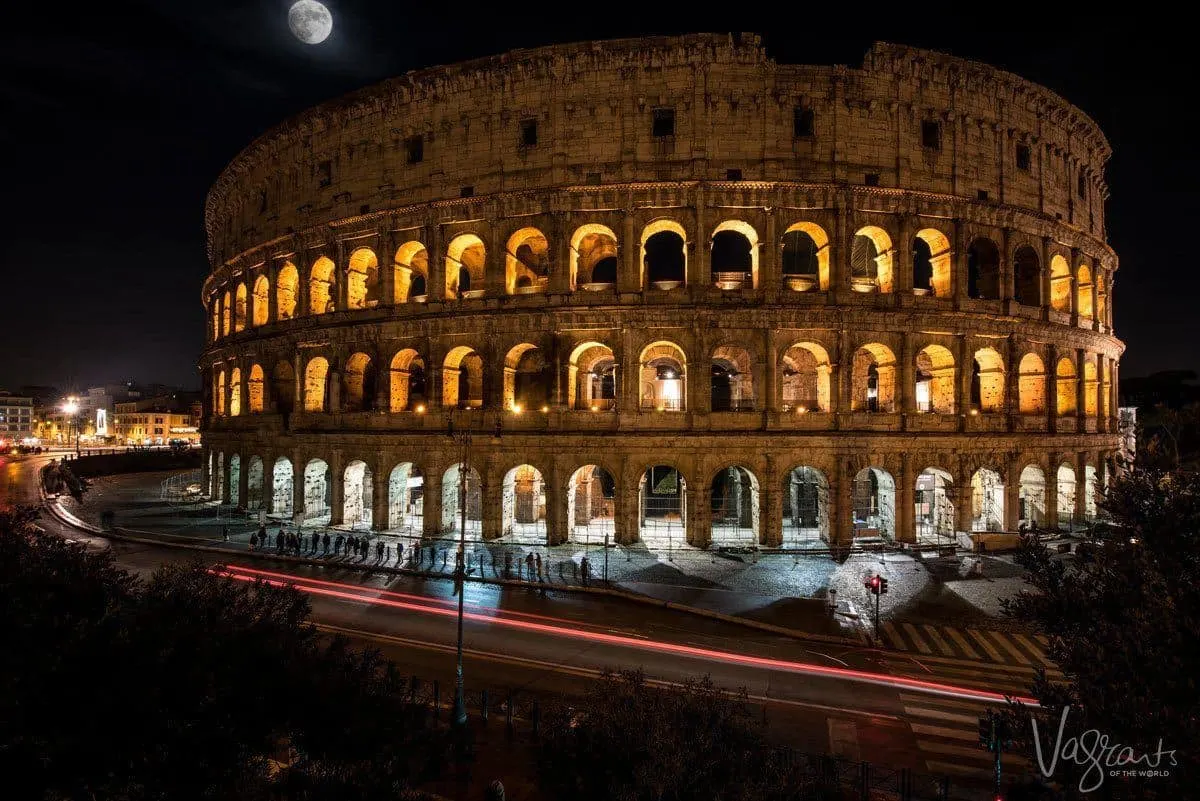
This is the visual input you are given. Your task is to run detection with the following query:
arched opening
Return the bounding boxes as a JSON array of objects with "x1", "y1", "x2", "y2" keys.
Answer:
[
  {"x1": 228, "y1": 454, "x2": 241, "y2": 506},
  {"x1": 1057, "y1": 464, "x2": 1077, "y2": 531},
  {"x1": 641, "y1": 220, "x2": 686, "y2": 290},
  {"x1": 276, "y1": 262, "x2": 298, "y2": 320},
  {"x1": 1019, "y1": 466, "x2": 1046, "y2": 528},
  {"x1": 912, "y1": 229, "x2": 952, "y2": 297},
  {"x1": 346, "y1": 247, "x2": 380, "y2": 309},
  {"x1": 233, "y1": 283, "x2": 248, "y2": 331},
  {"x1": 782, "y1": 466, "x2": 829, "y2": 547},
  {"x1": 570, "y1": 224, "x2": 618, "y2": 290},
  {"x1": 215, "y1": 369, "x2": 226, "y2": 416},
  {"x1": 639, "y1": 341, "x2": 687, "y2": 411},
  {"x1": 271, "y1": 457, "x2": 293, "y2": 517},
  {"x1": 569, "y1": 342, "x2": 617, "y2": 411},
  {"x1": 967, "y1": 237, "x2": 1001, "y2": 300},
  {"x1": 1084, "y1": 465, "x2": 1099, "y2": 522},
  {"x1": 915, "y1": 344, "x2": 956, "y2": 414},
  {"x1": 505, "y1": 227, "x2": 550, "y2": 295},
  {"x1": 252, "y1": 275, "x2": 270, "y2": 326},
  {"x1": 710, "y1": 221, "x2": 757, "y2": 290},
  {"x1": 441, "y1": 463, "x2": 482, "y2": 541},
  {"x1": 971, "y1": 468, "x2": 1005, "y2": 532},
  {"x1": 394, "y1": 242, "x2": 429, "y2": 303},
  {"x1": 309, "y1": 257, "x2": 335, "y2": 315},
  {"x1": 639, "y1": 465, "x2": 686, "y2": 549},
  {"x1": 246, "y1": 455, "x2": 264, "y2": 510},
  {"x1": 302, "y1": 458, "x2": 331, "y2": 524},
  {"x1": 304, "y1": 357, "x2": 331, "y2": 413},
  {"x1": 1097, "y1": 273, "x2": 1108, "y2": 325},
  {"x1": 228, "y1": 367, "x2": 242, "y2": 416},
  {"x1": 502, "y1": 464, "x2": 547, "y2": 543},
  {"x1": 211, "y1": 300, "x2": 220, "y2": 341},
  {"x1": 1050, "y1": 255, "x2": 1072, "y2": 313},
  {"x1": 781, "y1": 342, "x2": 831, "y2": 412},
  {"x1": 503, "y1": 344, "x2": 551, "y2": 412},
  {"x1": 1076, "y1": 265, "x2": 1094, "y2": 318},
  {"x1": 342, "y1": 353, "x2": 376, "y2": 413},
  {"x1": 442, "y1": 346, "x2": 483, "y2": 409},
  {"x1": 972, "y1": 348, "x2": 1005, "y2": 413},
  {"x1": 445, "y1": 234, "x2": 486, "y2": 299},
  {"x1": 851, "y1": 344, "x2": 896, "y2": 412},
  {"x1": 710, "y1": 346, "x2": 754, "y2": 412},
  {"x1": 248, "y1": 364, "x2": 264, "y2": 413},
  {"x1": 850, "y1": 226, "x2": 894, "y2": 293},
  {"x1": 1083, "y1": 359, "x2": 1099, "y2": 416},
  {"x1": 567, "y1": 465, "x2": 616, "y2": 544},
  {"x1": 221, "y1": 290, "x2": 232, "y2": 335},
  {"x1": 710, "y1": 466, "x2": 760, "y2": 547},
  {"x1": 781, "y1": 222, "x2": 829, "y2": 291},
  {"x1": 342, "y1": 460, "x2": 372, "y2": 529},
  {"x1": 1056, "y1": 358, "x2": 1078, "y2": 416},
  {"x1": 853, "y1": 467, "x2": 896, "y2": 542},
  {"x1": 1018, "y1": 354, "x2": 1047, "y2": 414},
  {"x1": 387, "y1": 463, "x2": 424, "y2": 533},
  {"x1": 272, "y1": 360, "x2": 295, "y2": 418},
  {"x1": 1102, "y1": 361, "x2": 1112, "y2": 418},
  {"x1": 1013, "y1": 246, "x2": 1041, "y2": 306},
  {"x1": 389, "y1": 349, "x2": 427, "y2": 412},
  {"x1": 915, "y1": 467, "x2": 954, "y2": 546}
]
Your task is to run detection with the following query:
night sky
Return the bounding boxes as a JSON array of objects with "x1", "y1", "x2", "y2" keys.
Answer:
[{"x1": 4, "y1": 6, "x2": 1195, "y2": 391}]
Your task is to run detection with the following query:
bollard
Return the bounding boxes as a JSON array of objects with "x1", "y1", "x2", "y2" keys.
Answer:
[
  {"x1": 433, "y1": 680, "x2": 440, "y2": 722},
  {"x1": 481, "y1": 689, "x2": 489, "y2": 724}
]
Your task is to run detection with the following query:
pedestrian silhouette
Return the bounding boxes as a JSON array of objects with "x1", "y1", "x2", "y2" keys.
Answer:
[{"x1": 222, "y1": 525, "x2": 229, "y2": 542}]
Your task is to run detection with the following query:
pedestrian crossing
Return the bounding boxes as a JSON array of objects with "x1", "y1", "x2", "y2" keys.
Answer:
[
  {"x1": 899, "y1": 692, "x2": 1033, "y2": 782},
  {"x1": 881, "y1": 621, "x2": 1053, "y2": 669}
]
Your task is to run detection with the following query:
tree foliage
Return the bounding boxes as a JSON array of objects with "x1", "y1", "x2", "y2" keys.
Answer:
[{"x1": 1003, "y1": 469, "x2": 1200, "y2": 798}]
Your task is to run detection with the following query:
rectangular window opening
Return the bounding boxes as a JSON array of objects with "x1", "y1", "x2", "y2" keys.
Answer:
[
  {"x1": 520, "y1": 118, "x2": 538, "y2": 147},
  {"x1": 921, "y1": 120, "x2": 941, "y2": 150},
  {"x1": 793, "y1": 107, "x2": 814, "y2": 138},
  {"x1": 405, "y1": 135, "x2": 424, "y2": 165},
  {"x1": 864, "y1": 173, "x2": 880, "y2": 187},
  {"x1": 1016, "y1": 144, "x2": 1031, "y2": 171},
  {"x1": 725, "y1": 168, "x2": 743, "y2": 181},
  {"x1": 652, "y1": 107, "x2": 675, "y2": 138}
]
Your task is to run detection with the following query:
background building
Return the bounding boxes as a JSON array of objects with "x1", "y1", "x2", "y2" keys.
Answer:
[{"x1": 0, "y1": 391, "x2": 34, "y2": 445}]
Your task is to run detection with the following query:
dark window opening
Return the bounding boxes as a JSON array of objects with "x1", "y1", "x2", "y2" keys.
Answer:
[
  {"x1": 977, "y1": 189, "x2": 989, "y2": 201},
  {"x1": 970, "y1": 362, "x2": 982, "y2": 409},
  {"x1": 460, "y1": 186, "x2": 474, "y2": 198},
  {"x1": 652, "y1": 107, "x2": 675, "y2": 138},
  {"x1": 710, "y1": 231, "x2": 752, "y2": 286},
  {"x1": 589, "y1": 257, "x2": 617, "y2": 285},
  {"x1": 586, "y1": 172, "x2": 602, "y2": 185},
  {"x1": 725, "y1": 168, "x2": 743, "y2": 181},
  {"x1": 359, "y1": 204, "x2": 370, "y2": 215},
  {"x1": 911, "y1": 239, "x2": 934, "y2": 293},
  {"x1": 921, "y1": 120, "x2": 941, "y2": 150},
  {"x1": 781, "y1": 231, "x2": 819, "y2": 277},
  {"x1": 644, "y1": 231, "x2": 685, "y2": 286},
  {"x1": 1013, "y1": 246, "x2": 1041, "y2": 306},
  {"x1": 967, "y1": 238, "x2": 1002, "y2": 300},
  {"x1": 1016, "y1": 144, "x2": 1031, "y2": 171},
  {"x1": 259, "y1": 190, "x2": 268, "y2": 213},
  {"x1": 520, "y1": 118, "x2": 538, "y2": 147},
  {"x1": 711, "y1": 364, "x2": 733, "y2": 412},
  {"x1": 864, "y1": 173, "x2": 880, "y2": 187},
  {"x1": 409, "y1": 274, "x2": 427, "y2": 299},
  {"x1": 405, "y1": 135, "x2": 424, "y2": 164},
  {"x1": 457, "y1": 267, "x2": 471, "y2": 295},
  {"x1": 793, "y1": 107, "x2": 815, "y2": 138},
  {"x1": 316, "y1": 160, "x2": 332, "y2": 188},
  {"x1": 1077, "y1": 173, "x2": 1087, "y2": 199},
  {"x1": 866, "y1": 365, "x2": 880, "y2": 413}
]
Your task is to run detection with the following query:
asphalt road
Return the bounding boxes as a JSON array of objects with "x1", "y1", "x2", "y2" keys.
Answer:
[{"x1": 2, "y1": 453, "x2": 1041, "y2": 794}]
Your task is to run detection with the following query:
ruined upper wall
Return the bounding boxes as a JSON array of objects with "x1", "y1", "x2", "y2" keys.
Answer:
[{"x1": 204, "y1": 34, "x2": 1111, "y2": 267}]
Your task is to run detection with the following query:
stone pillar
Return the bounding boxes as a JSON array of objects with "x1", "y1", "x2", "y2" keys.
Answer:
[
  {"x1": 1005, "y1": 335, "x2": 1020, "y2": 423},
  {"x1": 953, "y1": 466, "x2": 972, "y2": 536},
  {"x1": 834, "y1": 199, "x2": 852, "y2": 293},
  {"x1": 620, "y1": 329, "x2": 638, "y2": 413},
  {"x1": 952, "y1": 219, "x2": 968, "y2": 304},
  {"x1": 486, "y1": 221, "x2": 503, "y2": 298},
  {"x1": 958, "y1": 335, "x2": 972, "y2": 424},
  {"x1": 1043, "y1": 456, "x2": 1059, "y2": 531},
  {"x1": 694, "y1": 187, "x2": 709, "y2": 289},
  {"x1": 620, "y1": 210, "x2": 638, "y2": 293},
  {"x1": 1076, "y1": 349, "x2": 1088, "y2": 424},
  {"x1": 329, "y1": 449, "x2": 344, "y2": 526},
  {"x1": 896, "y1": 453, "x2": 914, "y2": 544},
  {"x1": 237, "y1": 458, "x2": 250, "y2": 511},
  {"x1": 335, "y1": 240, "x2": 348, "y2": 311},
  {"x1": 832, "y1": 459, "x2": 853, "y2": 548},
  {"x1": 545, "y1": 462, "x2": 567, "y2": 546},
  {"x1": 999, "y1": 228, "x2": 1014, "y2": 301},
  {"x1": 221, "y1": 451, "x2": 233, "y2": 506},
  {"x1": 765, "y1": 330, "x2": 779, "y2": 413},
  {"x1": 1076, "y1": 451, "x2": 1089, "y2": 524},
  {"x1": 482, "y1": 459, "x2": 502, "y2": 540},
  {"x1": 687, "y1": 472, "x2": 708, "y2": 548},
  {"x1": 201, "y1": 447, "x2": 212, "y2": 498},
  {"x1": 267, "y1": 259, "x2": 280, "y2": 323},
  {"x1": 689, "y1": 334, "x2": 706, "y2": 414},
  {"x1": 427, "y1": 221, "x2": 445, "y2": 303},
  {"x1": 1004, "y1": 458, "x2": 1021, "y2": 532},
  {"x1": 422, "y1": 467, "x2": 442, "y2": 541},
  {"x1": 900, "y1": 332, "x2": 916, "y2": 414},
  {"x1": 619, "y1": 457, "x2": 640, "y2": 546},
  {"x1": 292, "y1": 450, "x2": 305, "y2": 526},
  {"x1": 895, "y1": 215, "x2": 914, "y2": 295},
  {"x1": 1040, "y1": 237, "x2": 1054, "y2": 319},
  {"x1": 763, "y1": 454, "x2": 782, "y2": 547},
  {"x1": 379, "y1": 229, "x2": 397, "y2": 306},
  {"x1": 762, "y1": 209, "x2": 778, "y2": 299},
  {"x1": 1046, "y1": 344, "x2": 1058, "y2": 433},
  {"x1": 371, "y1": 458, "x2": 389, "y2": 532},
  {"x1": 836, "y1": 328, "x2": 852, "y2": 414}
]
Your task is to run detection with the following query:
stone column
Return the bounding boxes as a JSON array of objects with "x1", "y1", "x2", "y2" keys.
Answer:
[
  {"x1": 836, "y1": 328, "x2": 852, "y2": 415},
  {"x1": 999, "y1": 228, "x2": 1014, "y2": 301},
  {"x1": 291, "y1": 450, "x2": 305, "y2": 526},
  {"x1": 900, "y1": 332, "x2": 916, "y2": 414},
  {"x1": 379, "y1": 228, "x2": 397, "y2": 306},
  {"x1": 200, "y1": 447, "x2": 211, "y2": 498},
  {"x1": 896, "y1": 453, "x2": 914, "y2": 544},
  {"x1": 549, "y1": 213, "x2": 570, "y2": 294},
  {"x1": 953, "y1": 465, "x2": 972, "y2": 537},
  {"x1": 422, "y1": 467, "x2": 442, "y2": 540},
  {"x1": 615, "y1": 456, "x2": 636, "y2": 546},
  {"x1": 1040, "y1": 237, "x2": 1054, "y2": 320},
  {"x1": 765, "y1": 330, "x2": 779, "y2": 413},
  {"x1": 693, "y1": 187, "x2": 709, "y2": 289},
  {"x1": 481, "y1": 459, "x2": 502, "y2": 540},
  {"x1": 895, "y1": 215, "x2": 914, "y2": 295},
  {"x1": 486, "y1": 220, "x2": 503, "y2": 298},
  {"x1": 371, "y1": 457, "x2": 389, "y2": 532},
  {"x1": 1076, "y1": 451, "x2": 1089, "y2": 525},
  {"x1": 427, "y1": 221, "x2": 445, "y2": 303},
  {"x1": 620, "y1": 329, "x2": 638, "y2": 413},
  {"x1": 1076, "y1": 349, "x2": 1088, "y2": 424},
  {"x1": 687, "y1": 472, "x2": 708, "y2": 548},
  {"x1": 763, "y1": 454, "x2": 782, "y2": 547},
  {"x1": 335, "y1": 240, "x2": 348, "y2": 311},
  {"x1": 1044, "y1": 455, "x2": 1059, "y2": 531},
  {"x1": 1046, "y1": 344, "x2": 1059, "y2": 433},
  {"x1": 329, "y1": 449, "x2": 344, "y2": 526},
  {"x1": 952, "y1": 219, "x2": 968, "y2": 305},
  {"x1": 620, "y1": 209, "x2": 638, "y2": 293},
  {"x1": 1004, "y1": 458, "x2": 1021, "y2": 532},
  {"x1": 1005, "y1": 335, "x2": 1020, "y2": 423},
  {"x1": 221, "y1": 451, "x2": 233, "y2": 506},
  {"x1": 762, "y1": 209, "x2": 778, "y2": 299},
  {"x1": 237, "y1": 458, "x2": 250, "y2": 511},
  {"x1": 545, "y1": 461, "x2": 567, "y2": 546},
  {"x1": 267, "y1": 259, "x2": 280, "y2": 323},
  {"x1": 832, "y1": 459, "x2": 853, "y2": 549},
  {"x1": 958, "y1": 335, "x2": 973, "y2": 425}
]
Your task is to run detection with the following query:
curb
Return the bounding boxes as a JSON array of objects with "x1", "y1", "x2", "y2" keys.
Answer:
[{"x1": 41, "y1": 493, "x2": 867, "y2": 648}]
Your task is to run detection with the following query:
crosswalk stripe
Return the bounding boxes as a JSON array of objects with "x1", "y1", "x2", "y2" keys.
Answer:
[
  {"x1": 899, "y1": 692, "x2": 987, "y2": 711},
  {"x1": 925, "y1": 760, "x2": 992, "y2": 778},
  {"x1": 1035, "y1": 633, "x2": 1049, "y2": 646},
  {"x1": 917, "y1": 740, "x2": 994, "y2": 760},
  {"x1": 945, "y1": 626, "x2": 983, "y2": 660},
  {"x1": 1013, "y1": 632, "x2": 1048, "y2": 662},
  {"x1": 902, "y1": 622, "x2": 933, "y2": 654},
  {"x1": 911, "y1": 723, "x2": 977, "y2": 741},
  {"x1": 967, "y1": 628, "x2": 1006, "y2": 662},
  {"x1": 882, "y1": 621, "x2": 905, "y2": 649},
  {"x1": 903, "y1": 706, "x2": 980, "y2": 725},
  {"x1": 989, "y1": 630, "x2": 1033, "y2": 665},
  {"x1": 922, "y1": 624, "x2": 956, "y2": 657}
]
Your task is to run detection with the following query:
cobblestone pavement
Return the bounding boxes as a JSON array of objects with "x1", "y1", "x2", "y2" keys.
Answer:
[{"x1": 60, "y1": 470, "x2": 1040, "y2": 634}]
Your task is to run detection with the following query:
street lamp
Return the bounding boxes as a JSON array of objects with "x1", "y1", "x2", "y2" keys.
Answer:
[{"x1": 62, "y1": 397, "x2": 80, "y2": 457}]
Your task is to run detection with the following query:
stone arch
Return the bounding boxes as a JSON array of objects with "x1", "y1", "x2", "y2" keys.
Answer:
[
  {"x1": 252, "y1": 275, "x2": 270, "y2": 326},
  {"x1": 967, "y1": 237, "x2": 1001, "y2": 300},
  {"x1": 570, "y1": 224, "x2": 618, "y2": 290},
  {"x1": 1050, "y1": 255, "x2": 1072, "y2": 313},
  {"x1": 389, "y1": 348, "x2": 427, "y2": 412},
  {"x1": 850, "y1": 225, "x2": 895, "y2": 293},
  {"x1": 309, "y1": 256, "x2": 336, "y2": 315},
  {"x1": 502, "y1": 464, "x2": 547, "y2": 543},
  {"x1": 445, "y1": 234, "x2": 486, "y2": 299},
  {"x1": 1019, "y1": 465, "x2": 1046, "y2": 527},
  {"x1": 1076, "y1": 264, "x2": 1094, "y2": 319},
  {"x1": 441, "y1": 462, "x2": 482, "y2": 539},
  {"x1": 246, "y1": 455, "x2": 264, "y2": 510},
  {"x1": 912, "y1": 228, "x2": 952, "y2": 297},
  {"x1": 782, "y1": 465, "x2": 829, "y2": 546},
  {"x1": 503, "y1": 343, "x2": 551, "y2": 412},
  {"x1": 639, "y1": 341, "x2": 687, "y2": 411},
  {"x1": 915, "y1": 467, "x2": 954, "y2": 545},
  {"x1": 394, "y1": 241, "x2": 429, "y2": 303},
  {"x1": 638, "y1": 464, "x2": 687, "y2": 548},
  {"x1": 342, "y1": 352, "x2": 375, "y2": 412},
  {"x1": 388, "y1": 462, "x2": 424, "y2": 532},
  {"x1": 1083, "y1": 358, "x2": 1099, "y2": 416},
  {"x1": 851, "y1": 343, "x2": 896, "y2": 412},
  {"x1": 1018, "y1": 353, "x2": 1047, "y2": 414},
  {"x1": 915, "y1": 344, "x2": 956, "y2": 414},
  {"x1": 234, "y1": 283, "x2": 248, "y2": 331},
  {"x1": 971, "y1": 468, "x2": 1006, "y2": 532},
  {"x1": 971, "y1": 347, "x2": 1005, "y2": 413},
  {"x1": 710, "y1": 465, "x2": 760, "y2": 547},
  {"x1": 569, "y1": 341, "x2": 617, "y2": 411},
  {"x1": 781, "y1": 222, "x2": 829, "y2": 291},
  {"x1": 1057, "y1": 463, "x2": 1078, "y2": 530},
  {"x1": 641, "y1": 219, "x2": 687, "y2": 289},
  {"x1": 853, "y1": 467, "x2": 896, "y2": 541},
  {"x1": 505, "y1": 227, "x2": 550, "y2": 295},
  {"x1": 302, "y1": 458, "x2": 331, "y2": 523},
  {"x1": 1056, "y1": 358, "x2": 1078, "y2": 415},
  {"x1": 228, "y1": 367, "x2": 242, "y2": 416},
  {"x1": 272, "y1": 360, "x2": 295, "y2": 417},
  {"x1": 346, "y1": 247, "x2": 380, "y2": 309},
  {"x1": 443, "y1": 346, "x2": 483, "y2": 409},
  {"x1": 781, "y1": 342, "x2": 832, "y2": 412},
  {"x1": 710, "y1": 220, "x2": 758, "y2": 290},
  {"x1": 221, "y1": 290, "x2": 232, "y2": 335},
  {"x1": 1013, "y1": 245, "x2": 1041, "y2": 306},
  {"x1": 276, "y1": 262, "x2": 299, "y2": 320},
  {"x1": 271, "y1": 457, "x2": 294, "y2": 516},
  {"x1": 567, "y1": 464, "x2": 617, "y2": 544},
  {"x1": 247, "y1": 364, "x2": 265, "y2": 413},
  {"x1": 710, "y1": 345, "x2": 755, "y2": 411},
  {"x1": 1097, "y1": 272, "x2": 1108, "y2": 325},
  {"x1": 211, "y1": 298, "x2": 221, "y2": 341},
  {"x1": 342, "y1": 460, "x2": 372, "y2": 529},
  {"x1": 303, "y1": 356, "x2": 330, "y2": 412}
]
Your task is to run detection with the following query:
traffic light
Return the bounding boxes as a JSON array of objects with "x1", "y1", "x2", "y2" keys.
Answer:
[
  {"x1": 865, "y1": 575, "x2": 881, "y2": 594},
  {"x1": 879, "y1": 577, "x2": 889, "y2": 594}
]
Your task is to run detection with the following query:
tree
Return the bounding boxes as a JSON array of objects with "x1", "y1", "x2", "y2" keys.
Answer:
[
  {"x1": 0, "y1": 507, "x2": 443, "y2": 800},
  {"x1": 1002, "y1": 469, "x2": 1200, "y2": 798}
]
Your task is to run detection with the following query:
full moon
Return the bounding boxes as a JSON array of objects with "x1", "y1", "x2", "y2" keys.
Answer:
[{"x1": 288, "y1": 0, "x2": 332, "y2": 45}]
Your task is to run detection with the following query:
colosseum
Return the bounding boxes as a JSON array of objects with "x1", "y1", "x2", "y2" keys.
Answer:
[{"x1": 199, "y1": 33, "x2": 1122, "y2": 555}]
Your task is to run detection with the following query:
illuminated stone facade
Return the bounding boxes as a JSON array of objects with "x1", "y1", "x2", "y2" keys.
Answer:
[{"x1": 200, "y1": 35, "x2": 1122, "y2": 549}]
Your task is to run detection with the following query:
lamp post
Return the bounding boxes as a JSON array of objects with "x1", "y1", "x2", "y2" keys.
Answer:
[{"x1": 62, "y1": 398, "x2": 80, "y2": 457}]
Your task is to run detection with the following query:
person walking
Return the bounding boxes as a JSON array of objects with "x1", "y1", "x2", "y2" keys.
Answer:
[
  {"x1": 524, "y1": 552, "x2": 535, "y2": 582},
  {"x1": 534, "y1": 553, "x2": 543, "y2": 581},
  {"x1": 376, "y1": 540, "x2": 384, "y2": 562},
  {"x1": 257, "y1": 523, "x2": 267, "y2": 546},
  {"x1": 276, "y1": 529, "x2": 284, "y2": 553},
  {"x1": 323, "y1": 531, "x2": 330, "y2": 554},
  {"x1": 504, "y1": 551, "x2": 513, "y2": 579},
  {"x1": 581, "y1": 556, "x2": 590, "y2": 587},
  {"x1": 396, "y1": 541, "x2": 404, "y2": 565},
  {"x1": 222, "y1": 525, "x2": 229, "y2": 542},
  {"x1": 249, "y1": 532, "x2": 258, "y2": 551}
]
